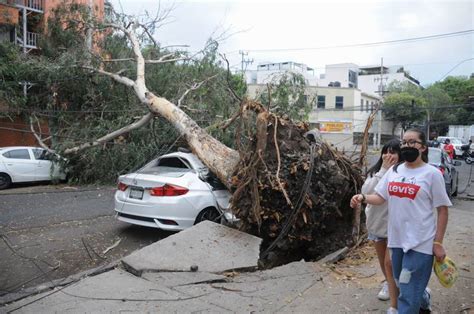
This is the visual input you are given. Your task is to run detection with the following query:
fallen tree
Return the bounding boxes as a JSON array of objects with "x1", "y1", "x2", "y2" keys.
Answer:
[
  {"x1": 229, "y1": 102, "x2": 363, "y2": 267},
  {"x1": 28, "y1": 6, "x2": 364, "y2": 266}
]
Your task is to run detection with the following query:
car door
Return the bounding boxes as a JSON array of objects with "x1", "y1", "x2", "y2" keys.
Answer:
[
  {"x1": 1, "y1": 148, "x2": 36, "y2": 182},
  {"x1": 32, "y1": 148, "x2": 53, "y2": 181}
]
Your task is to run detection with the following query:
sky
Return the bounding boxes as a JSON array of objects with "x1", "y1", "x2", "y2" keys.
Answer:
[{"x1": 109, "y1": 0, "x2": 474, "y2": 86}]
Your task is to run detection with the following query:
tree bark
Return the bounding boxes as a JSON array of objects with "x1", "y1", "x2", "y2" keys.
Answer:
[{"x1": 145, "y1": 92, "x2": 240, "y2": 186}]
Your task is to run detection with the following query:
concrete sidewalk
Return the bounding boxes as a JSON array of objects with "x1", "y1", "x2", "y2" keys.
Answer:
[{"x1": 2, "y1": 204, "x2": 473, "y2": 313}]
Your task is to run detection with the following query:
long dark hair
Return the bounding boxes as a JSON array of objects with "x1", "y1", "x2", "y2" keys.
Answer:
[
  {"x1": 394, "y1": 128, "x2": 429, "y2": 172},
  {"x1": 366, "y1": 139, "x2": 402, "y2": 177}
]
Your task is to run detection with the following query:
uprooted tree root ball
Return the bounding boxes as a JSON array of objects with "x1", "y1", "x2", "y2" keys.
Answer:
[{"x1": 230, "y1": 103, "x2": 364, "y2": 268}]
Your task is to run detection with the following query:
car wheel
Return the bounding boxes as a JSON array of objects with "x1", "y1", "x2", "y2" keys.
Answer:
[
  {"x1": 0, "y1": 173, "x2": 12, "y2": 190},
  {"x1": 452, "y1": 178, "x2": 458, "y2": 197},
  {"x1": 194, "y1": 207, "x2": 221, "y2": 224}
]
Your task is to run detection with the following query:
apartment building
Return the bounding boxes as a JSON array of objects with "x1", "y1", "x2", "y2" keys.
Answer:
[
  {"x1": 245, "y1": 61, "x2": 318, "y2": 85},
  {"x1": 317, "y1": 63, "x2": 421, "y2": 96}
]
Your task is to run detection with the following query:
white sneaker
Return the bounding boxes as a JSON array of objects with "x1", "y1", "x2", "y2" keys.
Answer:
[
  {"x1": 386, "y1": 307, "x2": 398, "y2": 314},
  {"x1": 377, "y1": 281, "x2": 390, "y2": 300},
  {"x1": 420, "y1": 287, "x2": 432, "y2": 312}
]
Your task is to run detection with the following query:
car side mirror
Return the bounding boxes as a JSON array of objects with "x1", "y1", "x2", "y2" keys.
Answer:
[{"x1": 453, "y1": 160, "x2": 462, "y2": 166}]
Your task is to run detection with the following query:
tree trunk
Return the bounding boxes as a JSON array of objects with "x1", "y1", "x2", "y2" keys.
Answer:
[{"x1": 145, "y1": 92, "x2": 240, "y2": 187}]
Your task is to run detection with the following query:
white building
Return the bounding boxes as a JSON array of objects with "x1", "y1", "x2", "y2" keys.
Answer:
[
  {"x1": 247, "y1": 84, "x2": 396, "y2": 151},
  {"x1": 316, "y1": 63, "x2": 421, "y2": 96},
  {"x1": 245, "y1": 61, "x2": 318, "y2": 85}
]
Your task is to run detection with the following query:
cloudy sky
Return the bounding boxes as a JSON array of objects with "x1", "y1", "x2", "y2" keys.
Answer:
[{"x1": 110, "y1": 0, "x2": 473, "y2": 86}]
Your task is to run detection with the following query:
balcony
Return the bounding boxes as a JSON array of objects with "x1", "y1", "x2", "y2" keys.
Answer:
[
  {"x1": 13, "y1": 0, "x2": 44, "y2": 12},
  {"x1": 16, "y1": 31, "x2": 39, "y2": 49}
]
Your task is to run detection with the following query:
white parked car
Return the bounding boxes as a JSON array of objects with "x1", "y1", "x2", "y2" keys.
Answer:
[
  {"x1": 0, "y1": 146, "x2": 67, "y2": 190},
  {"x1": 114, "y1": 150, "x2": 234, "y2": 231}
]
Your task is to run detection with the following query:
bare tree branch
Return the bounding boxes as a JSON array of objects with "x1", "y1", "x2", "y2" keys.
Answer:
[
  {"x1": 177, "y1": 74, "x2": 218, "y2": 107},
  {"x1": 63, "y1": 113, "x2": 154, "y2": 155},
  {"x1": 220, "y1": 53, "x2": 243, "y2": 102},
  {"x1": 30, "y1": 115, "x2": 55, "y2": 153},
  {"x1": 83, "y1": 66, "x2": 135, "y2": 87},
  {"x1": 101, "y1": 56, "x2": 187, "y2": 64},
  {"x1": 145, "y1": 54, "x2": 188, "y2": 64}
]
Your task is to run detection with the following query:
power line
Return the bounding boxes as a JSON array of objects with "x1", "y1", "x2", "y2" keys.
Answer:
[{"x1": 234, "y1": 29, "x2": 474, "y2": 53}]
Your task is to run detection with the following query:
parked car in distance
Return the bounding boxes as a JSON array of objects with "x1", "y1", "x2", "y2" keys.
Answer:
[
  {"x1": 428, "y1": 147, "x2": 461, "y2": 197},
  {"x1": 437, "y1": 136, "x2": 465, "y2": 158},
  {"x1": 0, "y1": 146, "x2": 67, "y2": 190},
  {"x1": 114, "y1": 150, "x2": 234, "y2": 231}
]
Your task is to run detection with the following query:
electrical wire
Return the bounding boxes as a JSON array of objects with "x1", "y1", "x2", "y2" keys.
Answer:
[{"x1": 231, "y1": 30, "x2": 474, "y2": 53}]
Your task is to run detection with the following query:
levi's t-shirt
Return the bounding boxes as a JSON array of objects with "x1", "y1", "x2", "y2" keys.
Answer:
[{"x1": 374, "y1": 163, "x2": 452, "y2": 255}]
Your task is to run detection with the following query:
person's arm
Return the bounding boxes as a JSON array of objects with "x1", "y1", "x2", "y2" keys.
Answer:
[
  {"x1": 433, "y1": 206, "x2": 449, "y2": 262},
  {"x1": 350, "y1": 193, "x2": 385, "y2": 208}
]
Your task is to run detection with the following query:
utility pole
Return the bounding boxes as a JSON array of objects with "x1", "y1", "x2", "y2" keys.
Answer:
[
  {"x1": 239, "y1": 51, "x2": 253, "y2": 76},
  {"x1": 373, "y1": 58, "x2": 387, "y2": 149}
]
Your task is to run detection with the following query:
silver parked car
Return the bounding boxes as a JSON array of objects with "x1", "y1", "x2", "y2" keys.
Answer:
[
  {"x1": 0, "y1": 146, "x2": 67, "y2": 190},
  {"x1": 114, "y1": 150, "x2": 234, "y2": 231},
  {"x1": 428, "y1": 147, "x2": 461, "y2": 197}
]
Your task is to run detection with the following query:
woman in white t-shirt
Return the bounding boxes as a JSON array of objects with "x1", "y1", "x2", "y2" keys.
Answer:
[
  {"x1": 351, "y1": 129, "x2": 451, "y2": 314},
  {"x1": 361, "y1": 139, "x2": 400, "y2": 312}
]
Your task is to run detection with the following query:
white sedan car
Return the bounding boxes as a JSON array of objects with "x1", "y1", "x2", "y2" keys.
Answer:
[
  {"x1": 0, "y1": 146, "x2": 67, "y2": 190},
  {"x1": 114, "y1": 150, "x2": 233, "y2": 231}
]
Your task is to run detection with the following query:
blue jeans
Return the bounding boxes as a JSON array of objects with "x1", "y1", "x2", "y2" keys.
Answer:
[{"x1": 390, "y1": 248, "x2": 433, "y2": 314}]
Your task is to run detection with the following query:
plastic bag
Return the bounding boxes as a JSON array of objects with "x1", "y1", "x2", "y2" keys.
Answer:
[{"x1": 433, "y1": 256, "x2": 459, "y2": 288}]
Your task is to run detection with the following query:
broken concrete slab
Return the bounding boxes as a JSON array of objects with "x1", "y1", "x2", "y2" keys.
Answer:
[
  {"x1": 141, "y1": 271, "x2": 228, "y2": 287},
  {"x1": 121, "y1": 221, "x2": 262, "y2": 275},
  {"x1": 4, "y1": 268, "x2": 225, "y2": 313},
  {"x1": 171, "y1": 261, "x2": 326, "y2": 312},
  {"x1": 0, "y1": 260, "x2": 118, "y2": 306},
  {"x1": 317, "y1": 246, "x2": 349, "y2": 264}
]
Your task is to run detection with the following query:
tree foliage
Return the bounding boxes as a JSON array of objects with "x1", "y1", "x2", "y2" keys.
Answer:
[
  {"x1": 258, "y1": 72, "x2": 311, "y2": 121},
  {"x1": 384, "y1": 78, "x2": 473, "y2": 136},
  {"x1": 432, "y1": 76, "x2": 474, "y2": 126},
  {"x1": 0, "y1": 2, "x2": 246, "y2": 183},
  {"x1": 383, "y1": 92, "x2": 426, "y2": 132}
]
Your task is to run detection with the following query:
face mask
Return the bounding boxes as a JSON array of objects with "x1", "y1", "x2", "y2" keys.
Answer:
[{"x1": 401, "y1": 147, "x2": 419, "y2": 162}]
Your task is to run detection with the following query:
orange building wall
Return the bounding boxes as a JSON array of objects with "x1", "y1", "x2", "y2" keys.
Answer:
[
  {"x1": 0, "y1": 117, "x2": 50, "y2": 147},
  {"x1": 43, "y1": 0, "x2": 104, "y2": 25},
  {"x1": 0, "y1": 4, "x2": 19, "y2": 25}
]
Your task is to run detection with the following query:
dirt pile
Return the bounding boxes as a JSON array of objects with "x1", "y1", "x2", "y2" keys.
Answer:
[{"x1": 230, "y1": 104, "x2": 363, "y2": 267}]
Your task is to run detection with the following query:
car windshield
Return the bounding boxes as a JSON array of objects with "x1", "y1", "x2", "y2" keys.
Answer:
[
  {"x1": 451, "y1": 139, "x2": 463, "y2": 145},
  {"x1": 428, "y1": 149, "x2": 442, "y2": 164}
]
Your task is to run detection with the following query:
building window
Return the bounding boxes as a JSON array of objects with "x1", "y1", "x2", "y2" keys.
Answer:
[
  {"x1": 371, "y1": 101, "x2": 375, "y2": 112},
  {"x1": 366, "y1": 100, "x2": 369, "y2": 112},
  {"x1": 335, "y1": 96, "x2": 344, "y2": 109},
  {"x1": 348, "y1": 70, "x2": 358, "y2": 88},
  {"x1": 317, "y1": 95, "x2": 326, "y2": 109},
  {"x1": 360, "y1": 99, "x2": 363, "y2": 112}
]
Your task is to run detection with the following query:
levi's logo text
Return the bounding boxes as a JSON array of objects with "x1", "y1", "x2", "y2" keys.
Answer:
[{"x1": 388, "y1": 182, "x2": 420, "y2": 200}]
